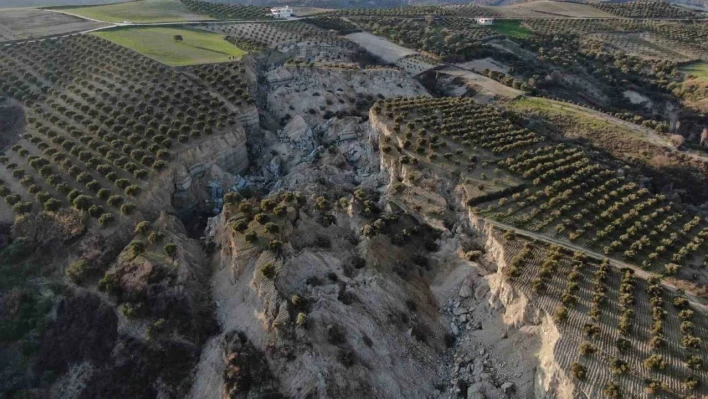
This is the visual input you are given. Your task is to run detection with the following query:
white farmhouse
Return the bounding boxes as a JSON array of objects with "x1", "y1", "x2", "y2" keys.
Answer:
[
  {"x1": 475, "y1": 17, "x2": 494, "y2": 25},
  {"x1": 270, "y1": 6, "x2": 293, "y2": 19}
]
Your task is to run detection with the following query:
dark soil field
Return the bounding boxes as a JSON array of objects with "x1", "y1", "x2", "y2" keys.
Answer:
[{"x1": 0, "y1": 8, "x2": 107, "y2": 41}]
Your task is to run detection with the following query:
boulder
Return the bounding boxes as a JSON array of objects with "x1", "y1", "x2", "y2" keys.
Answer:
[
  {"x1": 459, "y1": 283, "x2": 473, "y2": 298},
  {"x1": 282, "y1": 115, "x2": 311, "y2": 143},
  {"x1": 474, "y1": 284, "x2": 490, "y2": 300},
  {"x1": 501, "y1": 382, "x2": 515, "y2": 395}
]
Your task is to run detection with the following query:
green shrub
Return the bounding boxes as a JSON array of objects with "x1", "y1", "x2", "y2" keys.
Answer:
[
  {"x1": 649, "y1": 336, "x2": 664, "y2": 350},
  {"x1": 125, "y1": 185, "x2": 141, "y2": 196},
  {"x1": 44, "y1": 198, "x2": 61, "y2": 212},
  {"x1": 135, "y1": 221, "x2": 151, "y2": 235},
  {"x1": 296, "y1": 312, "x2": 307, "y2": 327},
  {"x1": 685, "y1": 375, "x2": 700, "y2": 390},
  {"x1": 96, "y1": 188, "x2": 110, "y2": 200},
  {"x1": 237, "y1": 201, "x2": 253, "y2": 213},
  {"x1": 65, "y1": 259, "x2": 90, "y2": 283},
  {"x1": 146, "y1": 318, "x2": 166, "y2": 340},
  {"x1": 259, "y1": 263, "x2": 276, "y2": 279},
  {"x1": 260, "y1": 199, "x2": 276, "y2": 211},
  {"x1": 686, "y1": 355, "x2": 703, "y2": 371},
  {"x1": 164, "y1": 243, "x2": 177, "y2": 257},
  {"x1": 98, "y1": 272, "x2": 120, "y2": 295},
  {"x1": 616, "y1": 337, "x2": 631, "y2": 353},
  {"x1": 682, "y1": 335, "x2": 701, "y2": 349},
  {"x1": 579, "y1": 342, "x2": 595, "y2": 356},
  {"x1": 503, "y1": 229, "x2": 515, "y2": 240},
  {"x1": 645, "y1": 379, "x2": 663, "y2": 394},
  {"x1": 98, "y1": 213, "x2": 114, "y2": 227},
  {"x1": 86, "y1": 180, "x2": 101, "y2": 192},
  {"x1": 67, "y1": 189, "x2": 80, "y2": 202},
  {"x1": 119, "y1": 303, "x2": 138, "y2": 319},
  {"x1": 553, "y1": 306, "x2": 568, "y2": 323},
  {"x1": 265, "y1": 222, "x2": 279, "y2": 234},
  {"x1": 231, "y1": 220, "x2": 248, "y2": 232},
  {"x1": 121, "y1": 203, "x2": 136, "y2": 215},
  {"x1": 269, "y1": 240, "x2": 283, "y2": 251},
  {"x1": 531, "y1": 278, "x2": 546, "y2": 293},
  {"x1": 224, "y1": 192, "x2": 241, "y2": 204},
  {"x1": 129, "y1": 241, "x2": 146, "y2": 258},
  {"x1": 88, "y1": 205, "x2": 102, "y2": 218},
  {"x1": 583, "y1": 323, "x2": 600, "y2": 338},
  {"x1": 272, "y1": 205, "x2": 287, "y2": 216},
  {"x1": 570, "y1": 362, "x2": 586, "y2": 380},
  {"x1": 72, "y1": 195, "x2": 92, "y2": 211},
  {"x1": 12, "y1": 202, "x2": 32, "y2": 214},
  {"x1": 107, "y1": 195, "x2": 124, "y2": 207},
  {"x1": 148, "y1": 231, "x2": 164, "y2": 245},
  {"x1": 244, "y1": 231, "x2": 257, "y2": 243},
  {"x1": 610, "y1": 357, "x2": 629, "y2": 375},
  {"x1": 643, "y1": 354, "x2": 665, "y2": 370},
  {"x1": 115, "y1": 178, "x2": 131, "y2": 189},
  {"x1": 291, "y1": 294, "x2": 306, "y2": 308},
  {"x1": 603, "y1": 382, "x2": 622, "y2": 399},
  {"x1": 255, "y1": 213, "x2": 269, "y2": 224}
]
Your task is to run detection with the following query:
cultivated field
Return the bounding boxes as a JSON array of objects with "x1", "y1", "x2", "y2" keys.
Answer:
[
  {"x1": 200, "y1": 21, "x2": 357, "y2": 52},
  {"x1": 590, "y1": 0, "x2": 700, "y2": 18},
  {"x1": 395, "y1": 54, "x2": 440, "y2": 75},
  {"x1": 524, "y1": 19, "x2": 708, "y2": 60},
  {"x1": 681, "y1": 62, "x2": 708, "y2": 80},
  {"x1": 348, "y1": 17, "x2": 497, "y2": 62},
  {"x1": 179, "y1": 0, "x2": 270, "y2": 20},
  {"x1": 498, "y1": 1, "x2": 618, "y2": 19},
  {"x1": 93, "y1": 27, "x2": 245, "y2": 66},
  {"x1": 498, "y1": 233, "x2": 708, "y2": 399},
  {"x1": 0, "y1": 34, "x2": 248, "y2": 226},
  {"x1": 62, "y1": 0, "x2": 211, "y2": 23},
  {"x1": 0, "y1": 0, "x2": 130, "y2": 8},
  {"x1": 0, "y1": 8, "x2": 107, "y2": 42},
  {"x1": 437, "y1": 66, "x2": 522, "y2": 101},
  {"x1": 489, "y1": 20, "x2": 532, "y2": 39},
  {"x1": 375, "y1": 96, "x2": 708, "y2": 290},
  {"x1": 345, "y1": 31, "x2": 416, "y2": 64}
]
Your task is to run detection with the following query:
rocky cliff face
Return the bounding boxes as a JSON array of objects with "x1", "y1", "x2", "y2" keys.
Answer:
[
  {"x1": 263, "y1": 66, "x2": 428, "y2": 128},
  {"x1": 184, "y1": 84, "x2": 580, "y2": 399},
  {"x1": 190, "y1": 191, "x2": 454, "y2": 398},
  {"x1": 138, "y1": 126, "x2": 249, "y2": 219},
  {"x1": 372, "y1": 114, "x2": 579, "y2": 399}
]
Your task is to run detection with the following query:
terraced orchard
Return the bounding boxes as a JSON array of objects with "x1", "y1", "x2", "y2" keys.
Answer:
[
  {"x1": 524, "y1": 19, "x2": 708, "y2": 55},
  {"x1": 200, "y1": 21, "x2": 358, "y2": 52},
  {"x1": 498, "y1": 233, "x2": 708, "y2": 399},
  {"x1": 179, "y1": 0, "x2": 270, "y2": 20},
  {"x1": 351, "y1": 17, "x2": 495, "y2": 62},
  {"x1": 0, "y1": 35, "x2": 244, "y2": 225},
  {"x1": 589, "y1": 0, "x2": 698, "y2": 19},
  {"x1": 335, "y1": 6, "x2": 454, "y2": 17},
  {"x1": 184, "y1": 62, "x2": 252, "y2": 106},
  {"x1": 373, "y1": 96, "x2": 708, "y2": 284}
]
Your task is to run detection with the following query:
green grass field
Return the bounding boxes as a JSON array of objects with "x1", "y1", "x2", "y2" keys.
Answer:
[
  {"x1": 94, "y1": 27, "x2": 246, "y2": 66},
  {"x1": 65, "y1": 0, "x2": 210, "y2": 23},
  {"x1": 681, "y1": 62, "x2": 708, "y2": 81},
  {"x1": 491, "y1": 20, "x2": 532, "y2": 39}
]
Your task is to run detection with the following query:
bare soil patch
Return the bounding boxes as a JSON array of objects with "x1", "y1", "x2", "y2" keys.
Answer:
[
  {"x1": 0, "y1": 8, "x2": 107, "y2": 42},
  {"x1": 496, "y1": 1, "x2": 619, "y2": 19},
  {"x1": 345, "y1": 31, "x2": 416, "y2": 64}
]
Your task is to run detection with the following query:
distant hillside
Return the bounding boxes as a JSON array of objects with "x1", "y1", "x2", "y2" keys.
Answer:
[
  {"x1": 0, "y1": 0, "x2": 131, "y2": 9},
  {"x1": 201, "y1": 0, "x2": 707, "y2": 9}
]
